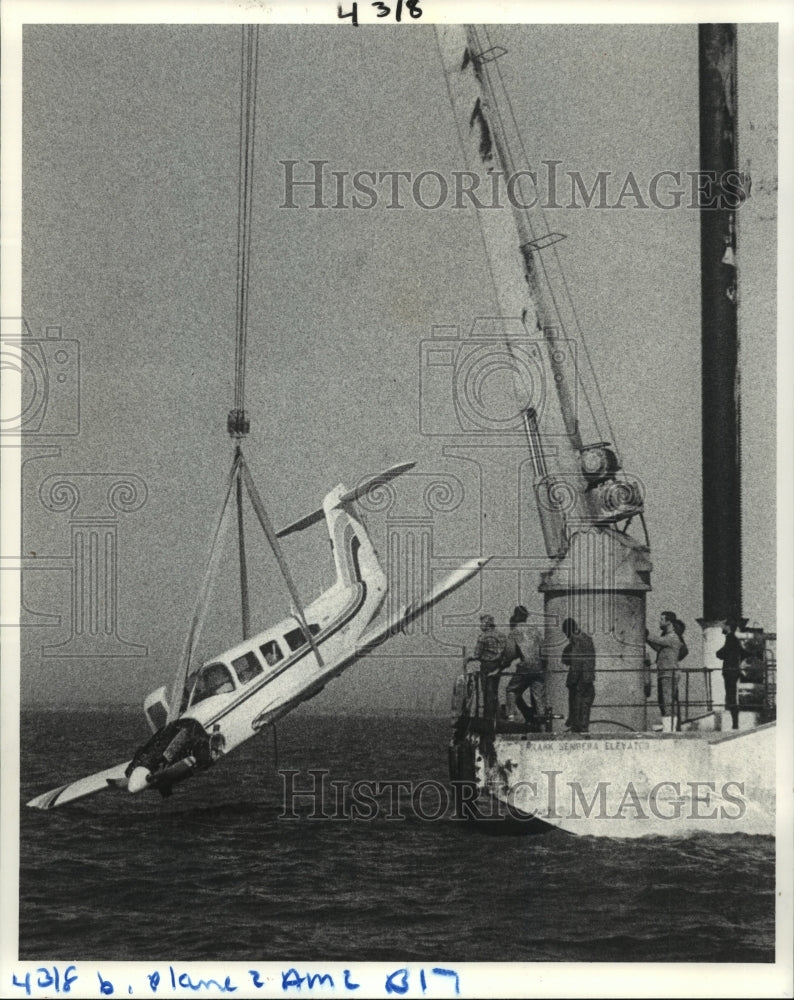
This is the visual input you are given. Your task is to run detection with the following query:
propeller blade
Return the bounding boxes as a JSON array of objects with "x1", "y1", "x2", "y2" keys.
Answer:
[{"x1": 276, "y1": 461, "x2": 416, "y2": 537}]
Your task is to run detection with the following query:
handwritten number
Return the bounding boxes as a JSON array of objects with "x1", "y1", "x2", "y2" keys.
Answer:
[
  {"x1": 147, "y1": 971, "x2": 160, "y2": 993},
  {"x1": 385, "y1": 969, "x2": 410, "y2": 996},
  {"x1": 37, "y1": 968, "x2": 62, "y2": 992},
  {"x1": 372, "y1": 0, "x2": 408, "y2": 18},
  {"x1": 13, "y1": 967, "x2": 78, "y2": 995},
  {"x1": 11, "y1": 972, "x2": 31, "y2": 996},
  {"x1": 345, "y1": 0, "x2": 420, "y2": 22},
  {"x1": 337, "y1": 3, "x2": 358, "y2": 25},
  {"x1": 432, "y1": 969, "x2": 461, "y2": 995}
]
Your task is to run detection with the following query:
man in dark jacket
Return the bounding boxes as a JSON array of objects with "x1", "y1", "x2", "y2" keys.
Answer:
[
  {"x1": 716, "y1": 619, "x2": 745, "y2": 730},
  {"x1": 562, "y1": 618, "x2": 596, "y2": 733}
]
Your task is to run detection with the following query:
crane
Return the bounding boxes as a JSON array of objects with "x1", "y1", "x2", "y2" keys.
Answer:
[{"x1": 436, "y1": 25, "x2": 653, "y2": 732}]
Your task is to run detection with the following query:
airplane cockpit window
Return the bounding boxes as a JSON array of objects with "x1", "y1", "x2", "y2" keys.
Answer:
[
  {"x1": 189, "y1": 662, "x2": 236, "y2": 706},
  {"x1": 260, "y1": 640, "x2": 284, "y2": 667},
  {"x1": 284, "y1": 623, "x2": 321, "y2": 652},
  {"x1": 232, "y1": 650, "x2": 263, "y2": 685}
]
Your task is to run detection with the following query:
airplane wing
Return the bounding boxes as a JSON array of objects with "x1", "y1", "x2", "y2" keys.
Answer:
[
  {"x1": 26, "y1": 761, "x2": 131, "y2": 811},
  {"x1": 356, "y1": 556, "x2": 489, "y2": 655}
]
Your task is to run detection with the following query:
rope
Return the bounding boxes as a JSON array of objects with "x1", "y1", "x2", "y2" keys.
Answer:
[
  {"x1": 231, "y1": 24, "x2": 260, "y2": 434},
  {"x1": 236, "y1": 455, "x2": 251, "y2": 639},
  {"x1": 167, "y1": 455, "x2": 242, "y2": 721},
  {"x1": 240, "y1": 457, "x2": 324, "y2": 668}
]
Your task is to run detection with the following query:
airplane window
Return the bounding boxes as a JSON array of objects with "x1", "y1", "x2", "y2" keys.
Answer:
[
  {"x1": 260, "y1": 641, "x2": 284, "y2": 667},
  {"x1": 233, "y1": 650, "x2": 264, "y2": 685},
  {"x1": 190, "y1": 663, "x2": 235, "y2": 705},
  {"x1": 284, "y1": 623, "x2": 321, "y2": 652}
]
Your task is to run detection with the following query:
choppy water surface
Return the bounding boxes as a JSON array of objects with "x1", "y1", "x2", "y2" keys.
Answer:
[{"x1": 19, "y1": 710, "x2": 774, "y2": 962}]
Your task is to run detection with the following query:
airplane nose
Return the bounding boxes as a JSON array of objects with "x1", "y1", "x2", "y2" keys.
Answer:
[{"x1": 127, "y1": 766, "x2": 151, "y2": 794}]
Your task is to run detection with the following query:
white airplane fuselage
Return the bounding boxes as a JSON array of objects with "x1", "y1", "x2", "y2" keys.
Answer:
[
  {"x1": 184, "y1": 577, "x2": 379, "y2": 746},
  {"x1": 27, "y1": 468, "x2": 485, "y2": 809},
  {"x1": 131, "y1": 487, "x2": 387, "y2": 793}
]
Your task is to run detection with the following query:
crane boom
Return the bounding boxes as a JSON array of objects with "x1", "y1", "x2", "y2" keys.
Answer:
[{"x1": 435, "y1": 25, "x2": 646, "y2": 559}]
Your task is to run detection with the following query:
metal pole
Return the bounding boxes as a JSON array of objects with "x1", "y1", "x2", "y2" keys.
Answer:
[{"x1": 698, "y1": 23, "x2": 742, "y2": 622}]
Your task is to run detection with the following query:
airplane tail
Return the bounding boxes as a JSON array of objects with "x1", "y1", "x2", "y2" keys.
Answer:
[
  {"x1": 322, "y1": 485, "x2": 386, "y2": 595},
  {"x1": 275, "y1": 462, "x2": 415, "y2": 597},
  {"x1": 276, "y1": 461, "x2": 414, "y2": 538}
]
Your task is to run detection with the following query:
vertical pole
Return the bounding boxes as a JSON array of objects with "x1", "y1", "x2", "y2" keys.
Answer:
[{"x1": 699, "y1": 23, "x2": 741, "y2": 623}]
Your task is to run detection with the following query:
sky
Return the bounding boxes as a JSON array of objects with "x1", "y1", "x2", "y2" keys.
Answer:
[{"x1": 11, "y1": 16, "x2": 780, "y2": 714}]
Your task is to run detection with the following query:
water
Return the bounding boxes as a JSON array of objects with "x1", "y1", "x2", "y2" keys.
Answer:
[{"x1": 20, "y1": 709, "x2": 774, "y2": 962}]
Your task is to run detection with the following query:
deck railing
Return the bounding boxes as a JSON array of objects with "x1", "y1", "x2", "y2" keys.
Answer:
[{"x1": 455, "y1": 648, "x2": 777, "y2": 731}]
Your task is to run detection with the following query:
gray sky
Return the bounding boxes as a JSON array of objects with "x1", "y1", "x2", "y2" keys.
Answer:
[{"x1": 18, "y1": 21, "x2": 777, "y2": 711}]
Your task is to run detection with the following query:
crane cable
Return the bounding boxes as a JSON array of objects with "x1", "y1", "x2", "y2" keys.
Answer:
[
  {"x1": 167, "y1": 28, "x2": 322, "y2": 725},
  {"x1": 230, "y1": 25, "x2": 259, "y2": 637},
  {"x1": 228, "y1": 26, "x2": 322, "y2": 665},
  {"x1": 229, "y1": 24, "x2": 259, "y2": 438}
]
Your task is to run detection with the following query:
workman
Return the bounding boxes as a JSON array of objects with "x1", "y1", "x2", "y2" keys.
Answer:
[
  {"x1": 562, "y1": 618, "x2": 596, "y2": 733},
  {"x1": 468, "y1": 614, "x2": 507, "y2": 720},
  {"x1": 716, "y1": 619, "x2": 745, "y2": 730},
  {"x1": 503, "y1": 604, "x2": 545, "y2": 726},
  {"x1": 646, "y1": 610, "x2": 684, "y2": 732}
]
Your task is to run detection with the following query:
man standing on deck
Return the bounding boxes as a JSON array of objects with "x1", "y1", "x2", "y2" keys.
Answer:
[
  {"x1": 467, "y1": 614, "x2": 506, "y2": 720},
  {"x1": 503, "y1": 605, "x2": 545, "y2": 726},
  {"x1": 646, "y1": 611, "x2": 684, "y2": 732},
  {"x1": 716, "y1": 619, "x2": 745, "y2": 730},
  {"x1": 562, "y1": 618, "x2": 596, "y2": 733}
]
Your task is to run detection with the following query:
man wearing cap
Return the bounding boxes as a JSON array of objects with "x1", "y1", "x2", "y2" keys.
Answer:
[
  {"x1": 503, "y1": 605, "x2": 545, "y2": 726},
  {"x1": 468, "y1": 613, "x2": 507, "y2": 720}
]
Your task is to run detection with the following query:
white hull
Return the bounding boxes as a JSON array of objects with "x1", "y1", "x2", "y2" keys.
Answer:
[{"x1": 455, "y1": 723, "x2": 775, "y2": 838}]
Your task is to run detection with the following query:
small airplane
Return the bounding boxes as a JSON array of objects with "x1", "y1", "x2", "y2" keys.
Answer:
[{"x1": 27, "y1": 462, "x2": 487, "y2": 809}]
